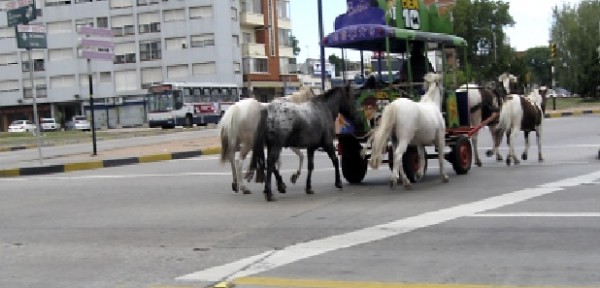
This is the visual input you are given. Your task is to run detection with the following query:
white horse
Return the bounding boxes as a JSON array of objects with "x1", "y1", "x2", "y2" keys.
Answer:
[
  {"x1": 456, "y1": 72, "x2": 517, "y2": 166},
  {"x1": 369, "y1": 73, "x2": 449, "y2": 189},
  {"x1": 219, "y1": 88, "x2": 313, "y2": 194},
  {"x1": 491, "y1": 88, "x2": 545, "y2": 165}
]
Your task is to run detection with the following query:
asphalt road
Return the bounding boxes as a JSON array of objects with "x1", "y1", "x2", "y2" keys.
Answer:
[{"x1": 0, "y1": 115, "x2": 599, "y2": 288}]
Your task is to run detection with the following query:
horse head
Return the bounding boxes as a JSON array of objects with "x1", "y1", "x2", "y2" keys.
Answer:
[
  {"x1": 326, "y1": 84, "x2": 365, "y2": 136},
  {"x1": 421, "y1": 72, "x2": 443, "y2": 106},
  {"x1": 498, "y1": 72, "x2": 519, "y2": 94}
]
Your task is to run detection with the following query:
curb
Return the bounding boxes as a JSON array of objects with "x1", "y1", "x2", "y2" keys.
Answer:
[
  {"x1": 0, "y1": 147, "x2": 222, "y2": 178},
  {"x1": 545, "y1": 109, "x2": 600, "y2": 118}
]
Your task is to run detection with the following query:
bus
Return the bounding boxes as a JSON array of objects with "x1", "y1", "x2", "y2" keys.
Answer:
[{"x1": 146, "y1": 82, "x2": 240, "y2": 128}]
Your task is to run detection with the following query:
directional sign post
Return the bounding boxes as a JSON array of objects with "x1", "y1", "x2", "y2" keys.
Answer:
[
  {"x1": 77, "y1": 26, "x2": 115, "y2": 156},
  {"x1": 16, "y1": 24, "x2": 47, "y2": 49},
  {"x1": 6, "y1": 0, "x2": 37, "y2": 27}
]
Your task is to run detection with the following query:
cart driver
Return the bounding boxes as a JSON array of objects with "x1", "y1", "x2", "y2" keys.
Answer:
[{"x1": 400, "y1": 41, "x2": 435, "y2": 95}]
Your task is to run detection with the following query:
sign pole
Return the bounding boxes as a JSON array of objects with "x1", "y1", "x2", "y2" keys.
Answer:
[
  {"x1": 28, "y1": 47, "x2": 43, "y2": 165},
  {"x1": 87, "y1": 58, "x2": 97, "y2": 156}
]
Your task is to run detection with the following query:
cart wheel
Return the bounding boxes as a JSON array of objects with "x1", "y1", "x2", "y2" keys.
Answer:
[
  {"x1": 402, "y1": 145, "x2": 427, "y2": 183},
  {"x1": 451, "y1": 136, "x2": 472, "y2": 175},
  {"x1": 339, "y1": 136, "x2": 367, "y2": 184}
]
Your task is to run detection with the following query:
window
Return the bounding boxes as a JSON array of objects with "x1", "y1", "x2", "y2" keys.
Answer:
[
  {"x1": 23, "y1": 80, "x2": 47, "y2": 98},
  {"x1": 50, "y1": 75, "x2": 76, "y2": 88},
  {"x1": 22, "y1": 56, "x2": 45, "y2": 72},
  {"x1": 166, "y1": 37, "x2": 187, "y2": 50},
  {"x1": 111, "y1": 15, "x2": 134, "y2": 37},
  {"x1": 110, "y1": 0, "x2": 133, "y2": 8},
  {"x1": 0, "y1": 80, "x2": 19, "y2": 92},
  {"x1": 192, "y1": 62, "x2": 216, "y2": 75},
  {"x1": 115, "y1": 70, "x2": 137, "y2": 91},
  {"x1": 141, "y1": 68, "x2": 163, "y2": 89},
  {"x1": 278, "y1": 29, "x2": 291, "y2": 47},
  {"x1": 0, "y1": 53, "x2": 18, "y2": 66},
  {"x1": 45, "y1": 0, "x2": 72, "y2": 7},
  {"x1": 241, "y1": 0, "x2": 262, "y2": 14},
  {"x1": 164, "y1": 9, "x2": 185, "y2": 22},
  {"x1": 49, "y1": 49, "x2": 73, "y2": 61},
  {"x1": 114, "y1": 42, "x2": 136, "y2": 64},
  {"x1": 190, "y1": 6, "x2": 213, "y2": 19},
  {"x1": 231, "y1": 7, "x2": 238, "y2": 21},
  {"x1": 76, "y1": 18, "x2": 94, "y2": 31},
  {"x1": 138, "y1": 12, "x2": 160, "y2": 34},
  {"x1": 232, "y1": 35, "x2": 239, "y2": 47},
  {"x1": 0, "y1": 27, "x2": 15, "y2": 39},
  {"x1": 242, "y1": 32, "x2": 252, "y2": 44},
  {"x1": 279, "y1": 57, "x2": 296, "y2": 74},
  {"x1": 139, "y1": 40, "x2": 162, "y2": 61},
  {"x1": 234, "y1": 62, "x2": 241, "y2": 74},
  {"x1": 167, "y1": 65, "x2": 188, "y2": 79},
  {"x1": 243, "y1": 58, "x2": 268, "y2": 73},
  {"x1": 47, "y1": 21, "x2": 72, "y2": 34},
  {"x1": 97, "y1": 17, "x2": 109, "y2": 28},
  {"x1": 137, "y1": 0, "x2": 158, "y2": 5},
  {"x1": 191, "y1": 34, "x2": 215, "y2": 48},
  {"x1": 76, "y1": 0, "x2": 93, "y2": 4},
  {"x1": 100, "y1": 72, "x2": 112, "y2": 83},
  {"x1": 277, "y1": 0, "x2": 290, "y2": 19}
]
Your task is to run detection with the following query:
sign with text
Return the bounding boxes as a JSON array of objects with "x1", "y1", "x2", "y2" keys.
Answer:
[
  {"x1": 16, "y1": 24, "x2": 47, "y2": 49},
  {"x1": 77, "y1": 26, "x2": 115, "y2": 61},
  {"x1": 6, "y1": 0, "x2": 36, "y2": 27}
]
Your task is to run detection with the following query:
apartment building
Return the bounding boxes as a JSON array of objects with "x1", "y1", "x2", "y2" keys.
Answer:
[
  {"x1": 240, "y1": 0, "x2": 298, "y2": 103},
  {"x1": 0, "y1": 0, "x2": 243, "y2": 130}
]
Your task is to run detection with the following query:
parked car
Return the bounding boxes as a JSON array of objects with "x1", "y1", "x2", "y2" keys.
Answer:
[
  {"x1": 8, "y1": 120, "x2": 36, "y2": 133},
  {"x1": 66, "y1": 115, "x2": 91, "y2": 131},
  {"x1": 40, "y1": 117, "x2": 60, "y2": 131}
]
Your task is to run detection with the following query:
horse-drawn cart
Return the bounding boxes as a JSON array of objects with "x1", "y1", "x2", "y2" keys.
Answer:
[{"x1": 323, "y1": 0, "x2": 496, "y2": 184}]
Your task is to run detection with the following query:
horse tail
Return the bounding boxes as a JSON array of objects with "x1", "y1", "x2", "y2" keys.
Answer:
[
  {"x1": 248, "y1": 107, "x2": 267, "y2": 182},
  {"x1": 218, "y1": 103, "x2": 238, "y2": 163},
  {"x1": 369, "y1": 102, "x2": 397, "y2": 168}
]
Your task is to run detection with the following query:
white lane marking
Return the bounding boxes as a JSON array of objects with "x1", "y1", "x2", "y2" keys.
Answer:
[
  {"x1": 471, "y1": 213, "x2": 600, "y2": 217},
  {"x1": 176, "y1": 170, "x2": 600, "y2": 282}
]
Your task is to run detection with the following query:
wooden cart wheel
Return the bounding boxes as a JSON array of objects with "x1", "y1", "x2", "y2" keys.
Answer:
[
  {"x1": 402, "y1": 145, "x2": 427, "y2": 183},
  {"x1": 339, "y1": 136, "x2": 367, "y2": 184},
  {"x1": 451, "y1": 136, "x2": 472, "y2": 175}
]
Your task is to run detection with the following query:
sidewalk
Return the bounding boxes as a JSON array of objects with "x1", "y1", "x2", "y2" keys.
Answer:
[{"x1": 1, "y1": 107, "x2": 599, "y2": 178}]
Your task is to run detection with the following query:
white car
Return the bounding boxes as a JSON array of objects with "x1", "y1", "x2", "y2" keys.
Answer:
[
  {"x1": 67, "y1": 115, "x2": 91, "y2": 131},
  {"x1": 40, "y1": 117, "x2": 60, "y2": 131},
  {"x1": 8, "y1": 120, "x2": 37, "y2": 133}
]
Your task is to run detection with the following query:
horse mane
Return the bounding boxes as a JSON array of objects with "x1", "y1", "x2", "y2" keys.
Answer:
[
  {"x1": 420, "y1": 73, "x2": 442, "y2": 105},
  {"x1": 282, "y1": 86, "x2": 315, "y2": 103}
]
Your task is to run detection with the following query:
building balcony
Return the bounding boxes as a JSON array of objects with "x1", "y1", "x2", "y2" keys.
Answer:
[
  {"x1": 241, "y1": 12, "x2": 265, "y2": 27},
  {"x1": 278, "y1": 18, "x2": 291, "y2": 30},
  {"x1": 279, "y1": 46, "x2": 294, "y2": 58},
  {"x1": 242, "y1": 43, "x2": 266, "y2": 58}
]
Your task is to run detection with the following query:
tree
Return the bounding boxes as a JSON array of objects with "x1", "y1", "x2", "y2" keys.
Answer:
[
  {"x1": 328, "y1": 54, "x2": 342, "y2": 76},
  {"x1": 290, "y1": 35, "x2": 301, "y2": 56},
  {"x1": 523, "y1": 47, "x2": 552, "y2": 86},
  {"x1": 451, "y1": 0, "x2": 515, "y2": 82},
  {"x1": 551, "y1": 0, "x2": 600, "y2": 98}
]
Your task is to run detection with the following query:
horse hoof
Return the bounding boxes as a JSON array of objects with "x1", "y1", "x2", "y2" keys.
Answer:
[
  {"x1": 521, "y1": 153, "x2": 528, "y2": 161},
  {"x1": 485, "y1": 150, "x2": 493, "y2": 157},
  {"x1": 335, "y1": 182, "x2": 343, "y2": 189},
  {"x1": 506, "y1": 158, "x2": 511, "y2": 166},
  {"x1": 475, "y1": 160, "x2": 482, "y2": 167},
  {"x1": 232, "y1": 182, "x2": 238, "y2": 193},
  {"x1": 403, "y1": 183, "x2": 412, "y2": 190},
  {"x1": 514, "y1": 159, "x2": 520, "y2": 165},
  {"x1": 389, "y1": 179, "x2": 397, "y2": 189},
  {"x1": 264, "y1": 192, "x2": 276, "y2": 202},
  {"x1": 442, "y1": 175, "x2": 449, "y2": 183},
  {"x1": 496, "y1": 156, "x2": 503, "y2": 162},
  {"x1": 242, "y1": 188, "x2": 252, "y2": 195},
  {"x1": 290, "y1": 174, "x2": 298, "y2": 184},
  {"x1": 306, "y1": 188, "x2": 314, "y2": 195},
  {"x1": 538, "y1": 157, "x2": 544, "y2": 162}
]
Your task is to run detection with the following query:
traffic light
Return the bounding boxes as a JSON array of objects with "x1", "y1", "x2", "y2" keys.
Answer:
[{"x1": 550, "y1": 42, "x2": 557, "y2": 59}]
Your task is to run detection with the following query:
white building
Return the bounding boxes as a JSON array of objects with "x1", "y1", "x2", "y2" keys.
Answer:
[{"x1": 0, "y1": 0, "x2": 242, "y2": 130}]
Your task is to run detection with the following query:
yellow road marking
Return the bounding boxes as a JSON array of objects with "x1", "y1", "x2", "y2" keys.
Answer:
[
  {"x1": 202, "y1": 147, "x2": 221, "y2": 156},
  {"x1": 64, "y1": 161, "x2": 103, "y2": 172},
  {"x1": 139, "y1": 154, "x2": 173, "y2": 163},
  {"x1": 233, "y1": 277, "x2": 572, "y2": 288},
  {"x1": 0, "y1": 168, "x2": 20, "y2": 177}
]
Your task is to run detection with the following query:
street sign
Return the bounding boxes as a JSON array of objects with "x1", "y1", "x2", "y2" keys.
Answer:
[
  {"x1": 6, "y1": 0, "x2": 36, "y2": 27},
  {"x1": 16, "y1": 24, "x2": 47, "y2": 49},
  {"x1": 77, "y1": 26, "x2": 114, "y2": 61}
]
